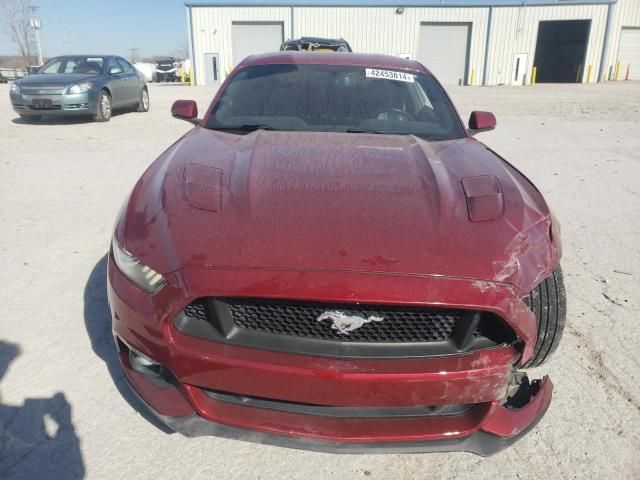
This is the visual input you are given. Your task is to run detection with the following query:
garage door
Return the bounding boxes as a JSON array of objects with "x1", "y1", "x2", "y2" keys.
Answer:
[
  {"x1": 417, "y1": 23, "x2": 470, "y2": 86},
  {"x1": 232, "y1": 22, "x2": 284, "y2": 66},
  {"x1": 618, "y1": 28, "x2": 640, "y2": 80}
]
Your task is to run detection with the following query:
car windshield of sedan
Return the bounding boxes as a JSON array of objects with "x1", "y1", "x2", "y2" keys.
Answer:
[
  {"x1": 38, "y1": 57, "x2": 105, "y2": 75},
  {"x1": 206, "y1": 64, "x2": 465, "y2": 140}
]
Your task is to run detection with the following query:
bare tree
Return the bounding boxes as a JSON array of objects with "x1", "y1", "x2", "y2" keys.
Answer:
[
  {"x1": 0, "y1": 0, "x2": 34, "y2": 66},
  {"x1": 175, "y1": 40, "x2": 190, "y2": 60}
]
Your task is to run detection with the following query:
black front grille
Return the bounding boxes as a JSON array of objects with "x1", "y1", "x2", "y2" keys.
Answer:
[
  {"x1": 173, "y1": 297, "x2": 514, "y2": 358},
  {"x1": 227, "y1": 298, "x2": 460, "y2": 343},
  {"x1": 184, "y1": 302, "x2": 208, "y2": 322},
  {"x1": 20, "y1": 88, "x2": 64, "y2": 95}
]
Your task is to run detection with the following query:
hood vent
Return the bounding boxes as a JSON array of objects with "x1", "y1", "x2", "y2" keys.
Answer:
[
  {"x1": 184, "y1": 163, "x2": 223, "y2": 212},
  {"x1": 461, "y1": 175, "x2": 504, "y2": 222}
]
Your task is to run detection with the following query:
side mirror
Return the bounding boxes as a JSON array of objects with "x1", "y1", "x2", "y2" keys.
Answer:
[
  {"x1": 171, "y1": 100, "x2": 199, "y2": 125},
  {"x1": 468, "y1": 111, "x2": 496, "y2": 136},
  {"x1": 109, "y1": 66, "x2": 123, "y2": 75}
]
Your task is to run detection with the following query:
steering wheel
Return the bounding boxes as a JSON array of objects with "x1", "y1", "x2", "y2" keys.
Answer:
[{"x1": 375, "y1": 108, "x2": 414, "y2": 122}]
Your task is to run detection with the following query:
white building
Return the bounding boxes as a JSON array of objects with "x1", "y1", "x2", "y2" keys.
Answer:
[{"x1": 186, "y1": 0, "x2": 640, "y2": 86}]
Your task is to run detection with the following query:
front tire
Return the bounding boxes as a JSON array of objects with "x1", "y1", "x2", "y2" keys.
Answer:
[
  {"x1": 137, "y1": 87, "x2": 149, "y2": 112},
  {"x1": 521, "y1": 265, "x2": 567, "y2": 368},
  {"x1": 19, "y1": 114, "x2": 42, "y2": 123},
  {"x1": 93, "y1": 90, "x2": 112, "y2": 122}
]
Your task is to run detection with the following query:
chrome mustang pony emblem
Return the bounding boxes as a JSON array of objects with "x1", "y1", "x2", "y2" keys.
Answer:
[{"x1": 316, "y1": 311, "x2": 384, "y2": 335}]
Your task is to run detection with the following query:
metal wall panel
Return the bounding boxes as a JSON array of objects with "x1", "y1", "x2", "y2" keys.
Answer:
[
  {"x1": 604, "y1": 0, "x2": 640, "y2": 80},
  {"x1": 294, "y1": 7, "x2": 488, "y2": 85},
  {"x1": 617, "y1": 27, "x2": 640, "y2": 79},
  {"x1": 417, "y1": 23, "x2": 471, "y2": 85},
  {"x1": 487, "y1": 4, "x2": 608, "y2": 85},
  {"x1": 231, "y1": 22, "x2": 285, "y2": 65},
  {"x1": 189, "y1": 2, "x2": 632, "y2": 86},
  {"x1": 190, "y1": 6, "x2": 291, "y2": 85}
]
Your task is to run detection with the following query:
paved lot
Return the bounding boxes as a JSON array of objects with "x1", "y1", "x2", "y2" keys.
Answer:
[{"x1": 1, "y1": 81, "x2": 639, "y2": 479}]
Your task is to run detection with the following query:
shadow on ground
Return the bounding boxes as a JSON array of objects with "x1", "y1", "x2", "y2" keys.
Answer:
[
  {"x1": 82, "y1": 254, "x2": 173, "y2": 433},
  {"x1": 0, "y1": 341, "x2": 85, "y2": 479},
  {"x1": 11, "y1": 109, "x2": 133, "y2": 125}
]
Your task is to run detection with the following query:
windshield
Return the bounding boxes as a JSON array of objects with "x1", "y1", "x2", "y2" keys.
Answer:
[
  {"x1": 206, "y1": 64, "x2": 465, "y2": 140},
  {"x1": 39, "y1": 56, "x2": 105, "y2": 75}
]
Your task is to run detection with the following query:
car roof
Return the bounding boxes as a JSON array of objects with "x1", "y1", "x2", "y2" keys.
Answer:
[
  {"x1": 239, "y1": 51, "x2": 430, "y2": 75},
  {"x1": 297, "y1": 36, "x2": 347, "y2": 42},
  {"x1": 51, "y1": 54, "x2": 114, "y2": 58},
  {"x1": 283, "y1": 37, "x2": 350, "y2": 45}
]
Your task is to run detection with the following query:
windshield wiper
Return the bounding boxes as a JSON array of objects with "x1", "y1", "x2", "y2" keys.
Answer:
[
  {"x1": 345, "y1": 128, "x2": 384, "y2": 134},
  {"x1": 346, "y1": 128, "x2": 401, "y2": 135},
  {"x1": 211, "y1": 124, "x2": 274, "y2": 132}
]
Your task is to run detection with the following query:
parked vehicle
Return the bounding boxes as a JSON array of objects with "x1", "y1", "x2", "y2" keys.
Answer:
[
  {"x1": 154, "y1": 57, "x2": 180, "y2": 82},
  {"x1": 9, "y1": 55, "x2": 149, "y2": 122},
  {"x1": 134, "y1": 62, "x2": 155, "y2": 82},
  {"x1": 0, "y1": 67, "x2": 26, "y2": 83},
  {"x1": 109, "y1": 52, "x2": 566, "y2": 455},
  {"x1": 181, "y1": 58, "x2": 192, "y2": 83},
  {"x1": 280, "y1": 36, "x2": 352, "y2": 52}
]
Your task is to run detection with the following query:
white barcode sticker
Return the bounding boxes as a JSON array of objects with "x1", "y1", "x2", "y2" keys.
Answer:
[{"x1": 365, "y1": 68, "x2": 414, "y2": 83}]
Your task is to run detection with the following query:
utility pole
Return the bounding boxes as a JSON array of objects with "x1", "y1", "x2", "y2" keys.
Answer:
[
  {"x1": 29, "y1": 5, "x2": 43, "y2": 65},
  {"x1": 129, "y1": 48, "x2": 139, "y2": 63}
]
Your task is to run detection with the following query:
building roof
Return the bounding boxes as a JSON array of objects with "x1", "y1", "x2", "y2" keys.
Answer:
[{"x1": 186, "y1": 0, "x2": 616, "y2": 7}]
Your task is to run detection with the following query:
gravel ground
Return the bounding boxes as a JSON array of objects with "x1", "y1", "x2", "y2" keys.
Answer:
[{"x1": 1, "y1": 81, "x2": 639, "y2": 479}]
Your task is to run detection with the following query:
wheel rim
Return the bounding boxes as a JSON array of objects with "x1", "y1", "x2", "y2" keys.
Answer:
[
  {"x1": 101, "y1": 94, "x2": 111, "y2": 118},
  {"x1": 142, "y1": 90, "x2": 149, "y2": 110}
]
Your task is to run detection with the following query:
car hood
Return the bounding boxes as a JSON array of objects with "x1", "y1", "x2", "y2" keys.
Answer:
[
  {"x1": 19, "y1": 73, "x2": 98, "y2": 87},
  {"x1": 119, "y1": 129, "x2": 560, "y2": 293}
]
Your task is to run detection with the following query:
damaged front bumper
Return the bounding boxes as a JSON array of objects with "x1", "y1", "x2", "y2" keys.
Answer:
[
  {"x1": 108, "y1": 256, "x2": 553, "y2": 456},
  {"x1": 126, "y1": 368, "x2": 551, "y2": 456},
  {"x1": 116, "y1": 332, "x2": 552, "y2": 456}
]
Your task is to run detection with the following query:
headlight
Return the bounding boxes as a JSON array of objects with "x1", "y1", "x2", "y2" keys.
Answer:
[
  {"x1": 111, "y1": 237, "x2": 166, "y2": 293},
  {"x1": 68, "y1": 82, "x2": 93, "y2": 94},
  {"x1": 10, "y1": 82, "x2": 21, "y2": 94}
]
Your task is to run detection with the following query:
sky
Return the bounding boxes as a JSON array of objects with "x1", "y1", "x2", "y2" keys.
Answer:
[{"x1": 0, "y1": 0, "x2": 188, "y2": 59}]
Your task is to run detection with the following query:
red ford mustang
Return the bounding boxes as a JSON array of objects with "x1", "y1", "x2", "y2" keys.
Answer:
[{"x1": 107, "y1": 52, "x2": 566, "y2": 455}]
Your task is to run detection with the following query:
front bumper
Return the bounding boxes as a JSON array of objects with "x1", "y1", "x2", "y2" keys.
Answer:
[
  {"x1": 107, "y1": 255, "x2": 553, "y2": 455},
  {"x1": 10, "y1": 91, "x2": 96, "y2": 115},
  {"x1": 125, "y1": 367, "x2": 552, "y2": 456}
]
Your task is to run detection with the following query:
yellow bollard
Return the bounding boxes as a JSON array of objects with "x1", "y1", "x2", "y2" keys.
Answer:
[
  {"x1": 180, "y1": 67, "x2": 185, "y2": 84},
  {"x1": 615, "y1": 61, "x2": 621, "y2": 81},
  {"x1": 469, "y1": 68, "x2": 475, "y2": 86},
  {"x1": 189, "y1": 68, "x2": 194, "y2": 87},
  {"x1": 532, "y1": 66, "x2": 537, "y2": 85},
  {"x1": 587, "y1": 64, "x2": 592, "y2": 83}
]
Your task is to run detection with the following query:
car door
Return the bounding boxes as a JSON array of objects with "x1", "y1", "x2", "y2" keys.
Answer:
[
  {"x1": 116, "y1": 58, "x2": 141, "y2": 105},
  {"x1": 105, "y1": 57, "x2": 127, "y2": 107}
]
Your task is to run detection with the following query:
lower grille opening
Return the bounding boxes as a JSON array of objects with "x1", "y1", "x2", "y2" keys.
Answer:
[
  {"x1": 204, "y1": 389, "x2": 473, "y2": 418},
  {"x1": 474, "y1": 314, "x2": 516, "y2": 345},
  {"x1": 116, "y1": 337, "x2": 178, "y2": 389},
  {"x1": 174, "y1": 297, "x2": 515, "y2": 359}
]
